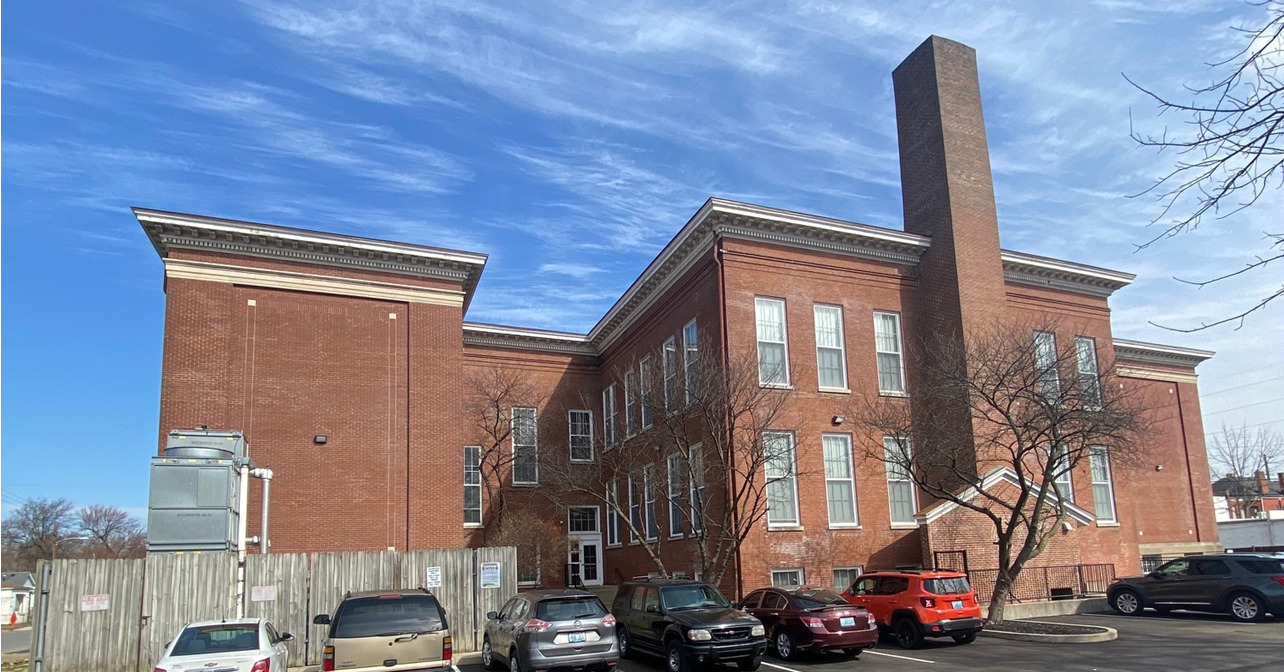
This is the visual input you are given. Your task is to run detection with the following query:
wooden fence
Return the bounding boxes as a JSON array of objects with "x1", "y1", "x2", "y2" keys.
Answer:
[{"x1": 31, "y1": 547, "x2": 517, "y2": 672}]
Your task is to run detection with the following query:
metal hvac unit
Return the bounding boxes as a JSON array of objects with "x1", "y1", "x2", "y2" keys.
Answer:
[{"x1": 146, "y1": 429, "x2": 247, "y2": 553}]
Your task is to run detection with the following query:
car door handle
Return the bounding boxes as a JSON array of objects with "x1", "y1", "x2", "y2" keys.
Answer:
[
  {"x1": 770, "y1": 613, "x2": 779, "y2": 617},
  {"x1": 394, "y1": 633, "x2": 419, "y2": 643}
]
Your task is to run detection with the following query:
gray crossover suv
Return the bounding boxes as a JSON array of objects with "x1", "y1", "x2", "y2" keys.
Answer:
[
  {"x1": 483, "y1": 589, "x2": 619, "y2": 672},
  {"x1": 1108, "y1": 553, "x2": 1284, "y2": 622}
]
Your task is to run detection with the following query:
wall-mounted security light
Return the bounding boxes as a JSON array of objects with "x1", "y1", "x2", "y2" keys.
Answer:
[{"x1": 314, "y1": 435, "x2": 328, "y2": 445}]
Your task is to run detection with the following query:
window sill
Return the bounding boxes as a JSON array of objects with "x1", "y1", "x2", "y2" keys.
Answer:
[
  {"x1": 1096, "y1": 521, "x2": 1120, "y2": 527},
  {"x1": 879, "y1": 391, "x2": 908, "y2": 398},
  {"x1": 767, "y1": 525, "x2": 804, "y2": 532},
  {"x1": 818, "y1": 387, "x2": 851, "y2": 395},
  {"x1": 669, "y1": 534, "x2": 684, "y2": 540},
  {"x1": 607, "y1": 543, "x2": 623, "y2": 549},
  {"x1": 828, "y1": 524, "x2": 862, "y2": 531},
  {"x1": 759, "y1": 382, "x2": 794, "y2": 390},
  {"x1": 890, "y1": 523, "x2": 920, "y2": 530},
  {"x1": 511, "y1": 482, "x2": 540, "y2": 488},
  {"x1": 464, "y1": 523, "x2": 483, "y2": 529}
]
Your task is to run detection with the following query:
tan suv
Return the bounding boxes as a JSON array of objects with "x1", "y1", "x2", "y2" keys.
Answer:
[{"x1": 313, "y1": 589, "x2": 453, "y2": 671}]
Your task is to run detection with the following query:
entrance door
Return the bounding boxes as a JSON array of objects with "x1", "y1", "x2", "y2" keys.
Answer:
[{"x1": 567, "y1": 506, "x2": 603, "y2": 587}]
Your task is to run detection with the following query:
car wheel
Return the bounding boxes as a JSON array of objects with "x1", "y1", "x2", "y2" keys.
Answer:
[
  {"x1": 773, "y1": 629, "x2": 796, "y2": 661},
  {"x1": 665, "y1": 638, "x2": 691, "y2": 672},
  {"x1": 1228, "y1": 592, "x2": 1266, "y2": 623},
  {"x1": 510, "y1": 648, "x2": 525, "y2": 672},
  {"x1": 736, "y1": 656, "x2": 763, "y2": 671},
  {"x1": 1110, "y1": 589, "x2": 1143, "y2": 616},
  {"x1": 482, "y1": 638, "x2": 498, "y2": 671},
  {"x1": 617, "y1": 627, "x2": 633, "y2": 659},
  {"x1": 893, "y1": 618, "x2": 923, "y2": 649},
  {"x1": 951, "y1": 633, "x2": 977, "y2": 645}
]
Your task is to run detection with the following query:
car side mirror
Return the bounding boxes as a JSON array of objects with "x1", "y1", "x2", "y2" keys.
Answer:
[
  {"x1": 279, "y1": 632, "x2": 294, "y2": 642},
  {"x1": 313, "y1": 614, "x2": 331, "y2": 625},
  {"x1": 487, "y1": 611, "x2": 499, "y2": 620},
  {"x1": 646, "y1": 605, "x2": 660, "y2": 614}
]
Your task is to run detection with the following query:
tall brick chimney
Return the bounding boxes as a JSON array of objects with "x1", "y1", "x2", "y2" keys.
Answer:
[{"x1": 893, "y1": 36, "x2": 1007, "y2": 339}]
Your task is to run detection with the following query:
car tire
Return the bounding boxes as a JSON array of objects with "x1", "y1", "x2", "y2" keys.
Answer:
[
  {"x1": 482, "y1": 638, "x2": 499, "y2": 671},
  {"x1": 1109, "y1": 589, "x2": 1144, "y2": 616},
  {"x1": 737, "y1": 655, "x2": 763, "y2": 671},
  {"x1": 617, "y1": 627, "x2": 633, "y2": 659},
  {"x1": 951, "y1": 633, "x2": 977, "y2": 645},
  {"x1": 510, "y1": 648, "x2": 525, "y2": 672},
  {"x1": 893, "y1": 617, "x2": 923, "y2": 649},
  {"x1": 665, "y1": 638, "x2": 691, "y2": 672},
  {"x1": 773, "y1": 629, "x2": 797, "y2": 661},
  {"x1": 1227, "y1": 592, "x2": 1266, "y2": 623}
]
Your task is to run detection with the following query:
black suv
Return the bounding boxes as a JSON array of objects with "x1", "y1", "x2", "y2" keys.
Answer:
[
  {"x1": 1108, "y1": 553, "x2": 1284, "y2": 622},
  {"x1": 611, "y1": 579, "x2": 767, "y2": 672}
]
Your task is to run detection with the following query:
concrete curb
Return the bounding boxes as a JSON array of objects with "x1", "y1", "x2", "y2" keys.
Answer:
[{"x1": 980, "y1": 622, "x2": 1117, "y2": 644}]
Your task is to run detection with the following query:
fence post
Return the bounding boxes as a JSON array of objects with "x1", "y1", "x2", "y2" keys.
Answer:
[{"x1": 1076, "y1": 565, "x2": 1086, "y2": 596}]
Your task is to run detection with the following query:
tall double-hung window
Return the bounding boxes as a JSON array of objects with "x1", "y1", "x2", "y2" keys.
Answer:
[
  {"x1": 569, "y1": 410, "x2": 593, "y2": 462},
  {"x1": 667, "y1": 454, "x2": 684, "y2": 536},
  {"x1": 689, "y1": 445, "x2": 705, "y2": 535},
  {"x1": 603, "y1": 385, "x2": 619, "y2": 448},
  {"x1": 814, "y1": 305, "x2": 848, "y2": 390},
  {"x1": 884, "y1": 436, "x2": 917, "y2": 525},
  {"x1": 873, "y1": 312, "x2": 905, "y2": 394},
  {"x1": 823, "y1": 434, "x2": 858, "y2": 526},
  {"x1": 663, "y1": 337, "x2": 679, "y2": 411},
  {"x1": 1034, "y1": 331, "x2": 1060, "y2": 400},
  {"x1": 625, "y1": 370, "x2": 638, "y2": 437},
  {"x1": 1076, "y1": 337, "x2": 1101, "y2": 407},
  {"x1": 628, "y1": 474, "x2": 642, "y2": 543},
  {"x1": 765, "y1": 432, "x2": 799, "y2": 527},
  {"x1": 683, "y1": 320, "x2": 700, "y2": 404},
  {"x1": 644, "y1": 465, "x2": 659, "y2": 540},
  {"x1": 606, "y1": 480, "x2": 622, "y2": 546},
  {"x1": 1051, "y1": 444, "x2": 1074, "y2": 504},
  {"x1": 640, "y1": 357, "x2": 655, "y2": 429},
  {"x1": 1090, "y1": 447, "x2": 1117, "y2": 523},
  {"x1": 464, "y1": 445, "x2": 482, "y2": 526},
  {"x1": 756, "y1": 298, "x2": 790, "y2": 386},
  {"x1": 512, "y1": 407, "x2": 538, "y2": 485}
]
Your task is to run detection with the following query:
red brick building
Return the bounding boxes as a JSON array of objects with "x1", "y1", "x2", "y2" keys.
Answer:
[{"x1": 139, "y1": 36, "x2": 1219, "y2": 595}]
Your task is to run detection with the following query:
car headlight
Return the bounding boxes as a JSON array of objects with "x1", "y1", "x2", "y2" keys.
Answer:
[
  {"x1": 687, "y1": 629, "x2": 712, "y2": 641},
  {"x1": 751, "y1": 625, "x2": 765, "y2": 637}
]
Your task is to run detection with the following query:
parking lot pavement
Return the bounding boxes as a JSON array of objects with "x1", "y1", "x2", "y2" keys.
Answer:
[{"x1": 456, "y1": 612, "x2": 1282, "y2": 672}]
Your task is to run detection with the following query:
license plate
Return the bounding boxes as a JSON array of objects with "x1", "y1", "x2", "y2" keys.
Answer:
[
  {"x1": 839, "y1": 617, "x2": 855, "y2": 627},
  {"x1": 952, "y1": 600, "x2": 963, "y2": 609},
  {"x1": 569, "y1": 632, "x2": 587, "y2": 643}
]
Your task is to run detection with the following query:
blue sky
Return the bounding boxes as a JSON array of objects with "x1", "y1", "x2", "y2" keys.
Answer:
[{"x1": 3, "y1": 1, "x2": 1282, "y2": 520}]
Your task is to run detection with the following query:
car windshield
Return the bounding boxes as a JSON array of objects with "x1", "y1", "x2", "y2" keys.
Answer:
[
  {"x1": 661, "y1": 585, "x2": 731, "y2": 610},
  {"x1": 170, "y1": 624, "x2": 259, "y2": 656},
  {"x1": 922, "y1": 577, "x2": 971, "y2": 595},
  {"x1": 788, "y1": 589, "x2": 847, "y2": 609},
  {"x1": 333, "y1": 595, "x2": 445, "y2": 637},
  {"x1": 536, "y1": 597, "x2": 608, "y2": 621}
]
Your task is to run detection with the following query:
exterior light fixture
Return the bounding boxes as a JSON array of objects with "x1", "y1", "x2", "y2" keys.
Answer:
[{"x1": 314, "y1": 435, "x2": 328, "y2": 445}]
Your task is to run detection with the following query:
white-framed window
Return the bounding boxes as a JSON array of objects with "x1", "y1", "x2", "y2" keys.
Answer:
[
  {"x1": 644, "y1": 465, "x2": 659, "y2": 540},
  {"x1": 683, "y1": 320, "x2": 700, "y2": 404},
  {"x1": 640, "y1": 357, "x2": 655, "y2": 429},
  {"x1": 663, "y1": 336, "x2": 679, "y2": 411},
  {"x1": 765, "y1": 432, "x2": 799, "y2": 527},
  {"x1": 569, "y1": 410, "x2": 593, "y2": 462},
  {"x1": 1034, "y1": 331, "x2": 1060, "y2": 400},
  {"x1": 833, "y1": 566, "x2": 864, "y2": 592},
  {"x1": 512, "y1": 407, "x2": 538, "y2": 485},
  {"x1": 823, "y1": 434, "x2": 858, "y2": 527},
  {"x1": 1076, "y1": 337, "x2": 1101, "y2": 407},
  {"x1": 771, "y1": 569, "x2": 803, "y2": 587},
  {"x1": 814, "y1": 304, "x2": 848, "y2": 390},
  {"x1": 603, "y1": 385, "x2": 619, "y2": 448},
  {"x1": 884, "y1": 436, "x2": 917, "y2": 525},
  {"x1": 1051, "y1": 444, "x2": 1074, "y2": 503},
  {"x1": 628, "y1": 474, "x2": 642, "y2": 544},
  {"x1": 1090, "y1": 447, "x2": 1117, "y2": 523},
  {"x1": 756, "y1": 297, "x2": 790, "y2": 386},
  {"x1": 606, "y1": 480, "x2": 622, "y2": 546},
  {"x1": 874, "y1": 311, "x2": 905, "y2": 394},
  {"x1": 568, "y1": 506, "x2": 599, "y2": 533},
  {"x1": 668, "y1": 454, "x2": 684, "y2": 537},
  {"x1": 625, "y1": 370, "x2": 639, "y2": 437},
  {"x1": 689, "y1": 445, "x2": 705, "y2": 535},
  {"x1": 464, "y1": 445, "x2": 482, "y2": 526}
]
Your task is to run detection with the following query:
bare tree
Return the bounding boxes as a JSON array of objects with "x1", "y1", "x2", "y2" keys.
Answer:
[
  {"x1": 0, "y1": 497, "x2": 76, "y2": 570},
  {"x1": 543, "y1": 343, "x2": 797, "y2": 593},
  {"x1": 488, "y1": 508, "x2": 569, "y2": 587},
  {"x1": 1127, "y1": 0, "x2": 1284, "y2": 330},
  {"x1": 846, "y1": 320, "x2": 1152, "y2": 623},
  {"x1": 77, "y1": 505, "x2": 146, "y2": 559},
  {"x1": 1207, "y1": 423, "x2": 1284, "y2": 517}
]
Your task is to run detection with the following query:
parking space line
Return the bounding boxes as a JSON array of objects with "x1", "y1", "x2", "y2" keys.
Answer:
[
  {"x1": 863, "y1": 650, "x2": 936, "y2": 664},
  {"x1": 761, "y1": 661, "x2": 809, "y2": 672}
]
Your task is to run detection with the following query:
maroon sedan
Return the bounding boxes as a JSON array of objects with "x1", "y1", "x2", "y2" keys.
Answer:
[{"x1": 739, "y1": 587, "x2": 878, "y2": 661}]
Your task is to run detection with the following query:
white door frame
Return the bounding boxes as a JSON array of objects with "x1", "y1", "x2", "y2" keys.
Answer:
[{"x1": 567, "y1": 506, "x2": 603, "y2": 587}]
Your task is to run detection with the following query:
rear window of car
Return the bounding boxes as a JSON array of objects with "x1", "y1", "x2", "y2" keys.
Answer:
[
  {"x1": 788, "y1": 589, "x2": 847, "y2": 608},
  {"x1": 1236, "y1": 559, "x2": 1284, "y2": 574},
  {"x1": 171, "y1": 624, "x2": 259, "y2": 656},
  {"x1": 334, "y1": 595, "x2": 446, "y2": 637},
  {"x1": 922, "y1": 577, "x2": 972, "y2": 595},
  {"x1": 536, "y1": 597, "x2": 608, "y2": 621}
]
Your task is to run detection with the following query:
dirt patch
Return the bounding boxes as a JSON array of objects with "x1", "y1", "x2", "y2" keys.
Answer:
[{"x1": 987, "y1": 619, "x2": 1108, "y2": 635}]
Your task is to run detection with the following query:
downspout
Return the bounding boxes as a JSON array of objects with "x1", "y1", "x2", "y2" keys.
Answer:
[
  {"x1": 236, "y1": 462, "x2": 250, "y2": 618},
  {"x1": 713, "y1": 234, "x2": 743, "y2": 599},
  {"x1": 252, "y1": 468, "x2": 273, "y2": 554},
  {"x1": 1173, "y1": 384, "x2": 1203, "y2": 542}
]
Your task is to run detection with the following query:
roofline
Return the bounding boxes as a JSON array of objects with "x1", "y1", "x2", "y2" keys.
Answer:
[
  {"x1": 463, "y1": 322, "x2": 596, "y2": 356},
  {"x1": 916, "y1": 466, "x2": 1097, "y2": 526},
  {"x1": 1114, "y1": 339, "x2": 1215, "y2": 367}
]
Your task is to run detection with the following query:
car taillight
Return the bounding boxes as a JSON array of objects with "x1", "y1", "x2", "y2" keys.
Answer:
[
  {"x1": 1272, "y1": 576, "x2": 1284, "y2": 588},
  {"x1": 154, "y1": 668, "x2": 166, "y2": 672},
  {"x1": 802, "y1": 617, "x2": 825, "y2": 630},
  {"x1": 443, "y1": 635, "x2": 452, "y2": 661},
  {"x1": 323, "y1": 645, "x2": 335, "y2": 672},
  {"x1": 920, "y1": 597, "x2": 936, "y2": 608},
  {"x1": 250, "y1": 658, "x2": 270, "y2": 672},
  {"x1": 602, "y1": 614, "x2": 616, "y2": 627},
  {"x1": 524, "y1": 618, "x2": 553, "y2": 633}
]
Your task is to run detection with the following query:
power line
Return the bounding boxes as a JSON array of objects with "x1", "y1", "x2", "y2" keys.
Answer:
[
  {"x1": 1203, "y1": 396, "x2": 1284, "y2": 417},
  {"x1": 1201, "y1": 375, "x2": 1284, "y2": 398},
  {"x1": 1205, "y1": 418, "x2": 1284, "y2": 436}
]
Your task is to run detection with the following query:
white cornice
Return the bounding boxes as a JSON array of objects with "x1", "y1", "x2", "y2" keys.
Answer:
[
  {"x1": 1001, "y1": 250, "x2": 1135, "y2": 298},
  {"x1": 463, "y1": 323, "x2": 596, "y2": 356},
  {"x1": 166, "y1": 259, "x2": 465, "y2": 307},
  {"x1": 916, "y1": 466, "x2": 1097, "y2": 526},
  {"x1": 1113, "y1": 339, "x2": 1215, "y2": 368},
  {"x1": 135, "y1": 207, "x2": 488, "y2": 311}
]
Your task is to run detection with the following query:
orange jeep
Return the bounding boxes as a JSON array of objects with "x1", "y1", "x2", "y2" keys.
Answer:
[{"x1": 841, "y1": 570, "x2": 983, "y2": 649}]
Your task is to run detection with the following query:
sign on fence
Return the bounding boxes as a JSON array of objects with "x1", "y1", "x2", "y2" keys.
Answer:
[
  {"x1": 79, "y1": 594, "x2": 109, "y2": 612},
  {"x1": 426, "y1": 566, "x2": 442, "y2": 588},
  {"x1": 250, "y1": 585, "x2": 277, "y2": 602},
  {"x1": 480, "y1": 561, "x2": 501, "y2": 588}
]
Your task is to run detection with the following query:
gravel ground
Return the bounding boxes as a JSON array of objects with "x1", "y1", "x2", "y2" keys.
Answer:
[{"x1": 985, "y1": 619, "x2": 1108, "y2": 635}]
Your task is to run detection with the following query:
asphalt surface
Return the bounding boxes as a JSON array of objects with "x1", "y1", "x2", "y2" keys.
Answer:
[
  {"x1": 1, "y1": 628, "x2": 31, "y2": 654},
  {"x1": 457, "y1": 610, "x2": 1283, "y2": 672}
]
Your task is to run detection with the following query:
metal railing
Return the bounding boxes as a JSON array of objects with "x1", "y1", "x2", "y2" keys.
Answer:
[{"x1": 969, "y1": 563, "x2": 1115, "y2": 604}]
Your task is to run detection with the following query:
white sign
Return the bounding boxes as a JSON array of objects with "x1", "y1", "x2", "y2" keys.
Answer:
[
  {"x1": 251, "y1": 585, "x2": 277, "y2": 602},
  {"x1": 426, "y1": 566, "x2": 442, "y2": 588},
  {"x1": 480, "y1": 561, "x2": 502, "y2": 589},
  {"x1": 80, "y1": 594, "x2": 109, "y2": 612}
]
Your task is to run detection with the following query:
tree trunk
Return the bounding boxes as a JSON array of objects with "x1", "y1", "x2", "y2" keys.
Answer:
[{"x1": 987, "y1": 572, "x2": 1015, "y2": 625}]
